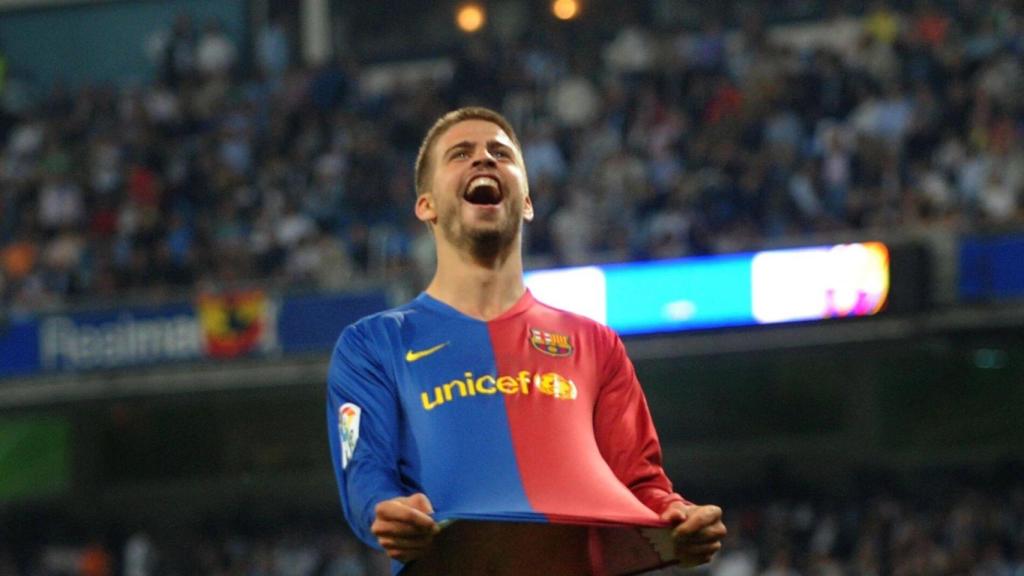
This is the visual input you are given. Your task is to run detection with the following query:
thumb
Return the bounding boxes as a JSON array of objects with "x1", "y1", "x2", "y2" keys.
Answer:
[
  {"x1": 660, "y1": 503, "x2": 690, "y2": 524},
  {"x1": 404, "y1": 492, "x2": 435, "y2": 515}
]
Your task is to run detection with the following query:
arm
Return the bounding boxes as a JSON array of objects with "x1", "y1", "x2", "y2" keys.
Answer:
[
  {"x1": 591, "y1": 327, "x2": 727, "y2": 566},
  {"x1": 327, "y1": 322, "x2": 436, "y2": 553},
  {"x1": 592, "y1": 327, "x2": 687, "y2": 515}
]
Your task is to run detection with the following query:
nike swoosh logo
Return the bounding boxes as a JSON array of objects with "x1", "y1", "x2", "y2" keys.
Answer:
[{"x1": 405, "y1": 342, "x2": 449, "y2": 362}]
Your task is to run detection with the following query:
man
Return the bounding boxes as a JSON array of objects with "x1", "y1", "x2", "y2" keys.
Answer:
[{"x1": 327, "y1": 107, "x2": 726, "y2": 575}]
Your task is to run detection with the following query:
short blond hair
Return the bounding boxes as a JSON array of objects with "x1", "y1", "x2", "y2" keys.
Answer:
[{"x1": 414, "y1": 107, "x2": 522, "y2": 197}]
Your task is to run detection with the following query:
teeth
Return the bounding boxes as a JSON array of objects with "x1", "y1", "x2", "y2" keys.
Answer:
[{"x1": 468, "y1": 176, "x2": 499, "y2": 191}]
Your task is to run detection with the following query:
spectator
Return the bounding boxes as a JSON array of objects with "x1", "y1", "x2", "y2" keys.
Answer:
[
  {"x1": 122, "y1": 532, "x2": 157, "y2": 576},
  {"x1": 864, "y1": 1, "x2": 902, "y2": 46},
  {"x1": 37, "y1": 168, "x2": 85, "y2": 233},
  {"x1": 146, "y1": 12, "x2": 197, "y2": 87},
  {"x1": 603, "y1": 23, "x2": 658, "y2": 79},
  {"x1": 547, "y1": 72, "x2": 601, "y2": 129},
  {"x1": 196, "y1": 18, "x2": 238, "y2": 79},
  {"x1": 0, "y1": 1, "x2": 1021, "y2": 312},
  {"x1": 550, "y1": 185, "x2": 599, "y2": 265},
  {"x1": 521, "y1": 121, "x2": 567, "y2": 186},
  {"x1": 79, "y1": 541, "x2": 113, "y2": 576},
  {"x1": 256, "y1": 17, "x2": 291, "y2": 83}
]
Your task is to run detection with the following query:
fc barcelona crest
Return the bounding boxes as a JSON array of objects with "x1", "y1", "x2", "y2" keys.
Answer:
[{"x1": 529, "y1": 327, "x2": 574, "y2": 357}]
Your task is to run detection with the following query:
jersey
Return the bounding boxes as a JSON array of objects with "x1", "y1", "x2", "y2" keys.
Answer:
[{"x1": 326, "y1": 290, "x2": 687, "y2": 574}]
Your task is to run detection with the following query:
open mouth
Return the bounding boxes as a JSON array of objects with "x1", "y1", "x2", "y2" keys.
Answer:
[{"x1": 463, "y1": 175, "x2": 503, "y2": 205}]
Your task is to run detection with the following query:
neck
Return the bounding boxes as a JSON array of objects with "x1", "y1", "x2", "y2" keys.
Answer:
[{"x1": 425, "y1": 236, "x2": 526, "y2": 321}]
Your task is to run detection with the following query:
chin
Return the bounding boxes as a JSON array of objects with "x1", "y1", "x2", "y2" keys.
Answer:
[
  {"x1": 462, "y1": 217, "x2": 508, "y2": 239},
  {"x1": 439, "y1": 210, "x2": 521, "y2": 259},
  {"x1": 466, "y1": 225, "x2": 520, "y2": 260}
]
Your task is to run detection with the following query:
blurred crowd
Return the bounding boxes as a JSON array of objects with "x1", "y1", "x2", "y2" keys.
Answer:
[
  {"x1": 710, "y1": 482, "x2": 1024, "y2": 576},
  {"x1": 3, "y1": 474, "x2": 1022, "y2": 575},
  {"x1": 1, "y1": 1, "x2": 1023, "y2": 311},
  {"x1": 1, "y1": 521, "x2": 389, "y2": 576}
]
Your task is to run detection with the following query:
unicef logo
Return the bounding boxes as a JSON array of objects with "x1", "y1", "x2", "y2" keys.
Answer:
[
  {"x1": 420, "y1": 370, "x2": 580, "y2": 410},
  {"x1": 533, "y1": 372, "x2": 578, "y2": 400}
]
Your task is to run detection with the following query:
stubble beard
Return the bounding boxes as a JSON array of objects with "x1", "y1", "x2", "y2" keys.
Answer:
[{"x1": 439, "y1": 200, "x2": 523, "y2": 264}]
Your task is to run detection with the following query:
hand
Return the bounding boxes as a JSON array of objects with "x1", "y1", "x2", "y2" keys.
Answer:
[
  {"x1": 660, "y1": 502, "x2": 727, "y2": 567},
  {"x1": 371, "y1": 493, "x2": 440, "y2": 562}
]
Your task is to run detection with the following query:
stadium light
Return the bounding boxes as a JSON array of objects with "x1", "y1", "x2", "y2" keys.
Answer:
[
  {"x1": 456, "y1": 3, "x2": 486, "y2": 33},
  {"x1": 552, "y1": 0, "x2": 580, "y2": 20}
]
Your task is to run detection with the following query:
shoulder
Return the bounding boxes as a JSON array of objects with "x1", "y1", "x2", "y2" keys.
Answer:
[
  {"x1": 328, "y1": 301, "x2": 430, "y2": 386},
  {"x1": 341, "y1": 300, "x2": 423, "y2": 338},
  {"x1": 334, "y1": 299, "x2": 427, "y2": 355},
  {"x1": 529, "y1": 297, "x2": 619, "y2": 340},
  {"x1": 530, "y1": 297, "x2": 598, "y2": 326}
]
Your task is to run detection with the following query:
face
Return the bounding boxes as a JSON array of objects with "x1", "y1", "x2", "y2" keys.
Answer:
[{"x1": 417, "y1": 119, "x2": 533, "y2": 259}]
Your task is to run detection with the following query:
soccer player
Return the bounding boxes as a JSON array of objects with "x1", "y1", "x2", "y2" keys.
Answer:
[{"x1": 327, "y1": 107, "x2": 726, "y2": 575}]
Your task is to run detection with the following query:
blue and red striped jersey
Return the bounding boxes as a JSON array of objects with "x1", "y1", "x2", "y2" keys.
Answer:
[{"x1": 327, "y1": 290, "x2": 686, "y2": 574}]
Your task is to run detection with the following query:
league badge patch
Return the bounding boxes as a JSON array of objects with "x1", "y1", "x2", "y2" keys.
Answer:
[
  {"x1": 529, "y1": 327, "x2": 574, "y2": 357},
  {"x1": 338, "y1": 403, "x2": 361, "y2": 469}
]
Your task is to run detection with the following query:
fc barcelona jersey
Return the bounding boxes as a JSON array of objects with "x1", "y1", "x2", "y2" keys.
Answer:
[{"x1": 326, "y1": 290, "x2": 687, "y2": 574}]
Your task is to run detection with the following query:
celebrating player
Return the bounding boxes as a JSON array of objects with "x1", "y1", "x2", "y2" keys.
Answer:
[{"x1": 327, "y1": 107, "x2": 726, "y2": 575}]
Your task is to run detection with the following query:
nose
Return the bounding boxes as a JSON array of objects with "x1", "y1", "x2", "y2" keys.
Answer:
[{"x1": 471, "y1": 150, "x2": 498, "y2": 168}]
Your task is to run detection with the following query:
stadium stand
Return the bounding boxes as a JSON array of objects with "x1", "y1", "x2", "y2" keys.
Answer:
[
  {"x1": 0, "y1": 1, "x2": 1022, "y2": 575},
  {"x1": 1, "y1": 0, "x2": 1021, "y2": 311},
  {"x1": 3, "y1": 469, "x2": 1023, "y2": 575}
]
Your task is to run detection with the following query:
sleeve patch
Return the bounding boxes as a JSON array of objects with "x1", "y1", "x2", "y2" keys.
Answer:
[{"x1": 338, "y1": 403, "x2": 361, "y2": 469}]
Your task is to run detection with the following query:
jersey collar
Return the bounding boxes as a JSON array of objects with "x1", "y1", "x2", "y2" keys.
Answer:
[{"x1": 415, "y1": 289, "x2": 536, "y2": 322}]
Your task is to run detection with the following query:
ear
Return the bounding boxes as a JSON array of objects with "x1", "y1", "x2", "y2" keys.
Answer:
[
  {"x1": 522, "y1": 193, "x2": 534, "y2": 222},
  {"x1": 415, "y1": 193, "x2": 437, "y2": 223}
]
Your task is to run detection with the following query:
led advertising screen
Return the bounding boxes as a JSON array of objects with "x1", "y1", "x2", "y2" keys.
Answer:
[
  {"x1": 526, "y1": 242, "x2": 890, "y2": 335},
  {"x1": 960, "y1": 234, "x2": 1024, "y2": 301},
  {"x1": 602, "y1": 254, "x2": 754, "y2": 333},
  {"x1": 751, "y1": 242, "x2": 890, "y2": 323}
]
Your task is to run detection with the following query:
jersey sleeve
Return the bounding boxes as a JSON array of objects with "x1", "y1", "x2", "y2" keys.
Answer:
[
  {"x1": 326, "y1": 321, "x2": 406, "y2": 549},
  {"x1": 592, "y1": 326, "x2": 689, "y2": 515}
]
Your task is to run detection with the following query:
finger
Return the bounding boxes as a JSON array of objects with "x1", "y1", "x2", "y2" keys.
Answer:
[
  {"x1": 403, "y1": 492, "x2": 435, "y2": 514},
  {"x1": 678, "y1": 540, "x2": 722, "y2": 558},
  {"x1": 678, "y1": 521, "x2": 728, "y2": 544},
  {"x1": 371, "y1": 513, "x2": 433, "y2": 534},
  {"x1": 673, "y1": 505, "x2": 722, "y2": 537},
  {"x1": 371, "y1": 518, "x2": 437, "y2": 539},
  {"x1": 378, "y1": 534, "x2": 435, "y2": 551},
  {"x1": 677, "y1": 543, "x2": 722, "y2": 568},
  {"x1": 374, "y1": 501, "x2": 438, "y2": 532},
  {"x1": 385, "y1": 546, "x2": 430, "y2": 562},
  {"x1": 371, "y1": 516, "x2": 436, "y2": 538},
  {"x1": 660, "y1": 503, "x2": 691, "y2": 524},
  {"x1": 678, "y1": 552, "x2": 718, "y2": 569}
]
